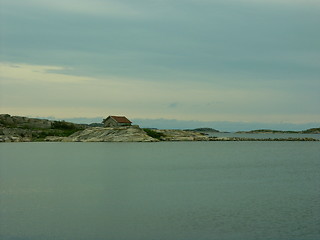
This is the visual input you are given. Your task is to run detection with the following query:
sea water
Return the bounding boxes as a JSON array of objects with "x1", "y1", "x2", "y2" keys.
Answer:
[
  {"x1": 205, "y1": 132, "x2": 320, "y2": 140},
  {"x1": 0, "y1": 142, "x2": 319, "y2": 240}
]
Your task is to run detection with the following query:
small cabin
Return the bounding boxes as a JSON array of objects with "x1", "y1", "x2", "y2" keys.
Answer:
[{"x1": 102, "y1": 116, "x2": 132, "y2": 127}]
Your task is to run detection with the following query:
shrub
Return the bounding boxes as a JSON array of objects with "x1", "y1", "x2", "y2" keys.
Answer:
[
  {"x1": 52, "y1": 121, "x2": 77, "y2": 130},
  {"x1": 143, "y1": 128, "x2": 165, "y2": 140}
]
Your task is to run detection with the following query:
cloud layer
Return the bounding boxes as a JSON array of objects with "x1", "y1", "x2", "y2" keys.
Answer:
[{"x1": 1, "y1": 0, "x2": 319, "y2": 125}]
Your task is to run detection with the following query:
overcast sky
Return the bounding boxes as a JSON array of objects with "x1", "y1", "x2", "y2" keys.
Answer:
[{"x1": 1, "y1": 0, "x2": 319, "y2": 126}]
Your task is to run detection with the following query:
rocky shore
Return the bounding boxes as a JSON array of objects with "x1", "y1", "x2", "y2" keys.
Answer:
[
  {"x1": 61, "y1": 126, "x2": 158, "y2": 142},
  {"x1": 1, "y1": 114, "x2": 319, "y2": 142},
  {"x1": 1, "y1": 126, "x2": 318, "y2": 142}
]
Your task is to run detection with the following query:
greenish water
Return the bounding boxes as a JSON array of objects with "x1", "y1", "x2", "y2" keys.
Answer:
[
  {"x1": 0, "y1": 142, "x2": 319, "y2": 240},
  {"x1": 206, "y1": 132, "x2": 320, "y2": 140}
]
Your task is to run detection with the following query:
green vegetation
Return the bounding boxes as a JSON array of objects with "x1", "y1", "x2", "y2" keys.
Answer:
[
  {"x1": 32, "y1": 129, "x2": 80, "y2": 141},
  {"x1": 252, "y1": 129, "x2": 297, "y2": 133},
  {"x1": 34, "y1": 121, "x2": 84, "y2": 141},
  {"x1": 143, "y1": 128, "x2": 165, "y2": 140},
  {"x1": 238, "y1": 129, "x2": 298, "y2": 134},
  {"x1": 52, "y1": 121, "x2": 77, "y2": 130},
  {"x1": 0, "y1": 119, "x2": 16, "y2": 128},
  {"x1": 32, "y1": 121, "x2": 85, "y2": 141},
  {"x1": 191, "y1": 128, "x2": 219, "y2": 132},
  {"x1": 302, "y1": 128, "x2": 320, "y2": 134},
  {"x1": 237, "y1": 128, "x2": 320, "y2": 134}
]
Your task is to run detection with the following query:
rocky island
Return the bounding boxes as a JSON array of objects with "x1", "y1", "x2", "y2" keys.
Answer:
[
  {"x1": 0, "y1": 114, "x2": 319, "y2": 142},
  {"x1": 236, "y1": 128, "x2": 320, "y2": 134}
]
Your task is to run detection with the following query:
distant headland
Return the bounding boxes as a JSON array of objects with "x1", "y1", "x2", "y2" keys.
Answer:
[
  {"x1": 0, "y1": 114, "x2": 319, "y2": 142},
  {"x1": 236, "y1": 129, "x2": 320, "y2": 134}
]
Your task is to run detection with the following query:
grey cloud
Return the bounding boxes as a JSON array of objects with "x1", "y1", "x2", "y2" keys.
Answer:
[
  {"x1": 1, "y1": 0, "x2": 319, "y2": 121},
  {"x1": 168, "y1": 102, "x2": 179, "y2": 108},
  {"x1": 2, "y1": 0, "x2": 319, "y2": 83}
]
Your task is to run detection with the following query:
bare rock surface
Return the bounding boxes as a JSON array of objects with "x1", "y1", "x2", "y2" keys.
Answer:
[
  {"x1": 64, "y1": 126, "x2": 158, "y2": 142},
  {"x1": 155, "y1": 129, "x2": 210, "y2": 141},
  {"x1": 0, "y1": 127, "x2": 33, "y2": 142},
  {"x1": 44, "y1": 136, "x2": 68, "y2": 142}
]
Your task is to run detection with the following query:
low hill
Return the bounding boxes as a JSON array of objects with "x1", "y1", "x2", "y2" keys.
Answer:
[
  {"x1": 0, "y1": 114, "x2": 86, "y2": 142},
  {"x1": 236, "y1": 128, "x2": 320, "y2": 134},
  {"x1": 188, "y1": 128, "x2": 220, "y2": 132},
  {"x1": 301, "y1": 128, "x2": 320, "y2": 134}
]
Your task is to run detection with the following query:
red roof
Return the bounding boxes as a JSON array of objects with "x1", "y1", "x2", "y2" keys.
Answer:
[{"x1": 109, "y1": 116, "x2": 132, "y2": 124}]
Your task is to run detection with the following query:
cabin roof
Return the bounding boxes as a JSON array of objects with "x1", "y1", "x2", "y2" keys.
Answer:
[{"x1": 106, "y1": 116, "x2": 132, "y2": 124}]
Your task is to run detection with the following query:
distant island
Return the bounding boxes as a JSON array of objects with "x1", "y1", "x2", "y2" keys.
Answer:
[
  {"x1": 188, "y1": 128, "x2": 220, "y2": 132},
  {"x1": 236, "y1": 128, "x2": 320, "y2": 134},
  {"x1": 0, "y1": 114, "x2": 318, "y2": 142}
]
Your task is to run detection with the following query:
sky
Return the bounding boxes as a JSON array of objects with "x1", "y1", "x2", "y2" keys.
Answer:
[{"x1": 1, "y1": 0, "x2": 319, "y2": 130}]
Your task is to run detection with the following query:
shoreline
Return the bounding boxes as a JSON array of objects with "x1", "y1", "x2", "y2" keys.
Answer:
[
  {"x1": 1, "y1": 114, "x2": 319, "y2": 142},
  {"x1": 1, "y1": 128, "x2": 319, "y2": 143}
]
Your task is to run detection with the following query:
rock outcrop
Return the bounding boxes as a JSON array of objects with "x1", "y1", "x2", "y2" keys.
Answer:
[
  {"x1": 0, "y1": 114, "x2": 53, "y2": 129},
  {"x1": 0, "y1": 127, "x2": 33, "y2": 142},
  {"x1": 0, "y1": 114, "x2": 86, "y2": 130},
  {"x1": 61, "y1": 126, "x2": 158, "y2": 142},
  {"x1": 154, "y1": 129, "x2": 210, "y2": 141},
  {"x1": 0, "y1": 127, "x2": 38, "y2": 142},
  {"x1": 0, "y1": 114, "x2": 86, "y2": 142}
]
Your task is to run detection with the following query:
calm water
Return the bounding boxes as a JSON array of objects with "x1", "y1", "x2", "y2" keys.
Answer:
[
  {"x1": 205, "y1": 132, "x2": 320, "y2": 140},
  {"x1": 0, "y1": 142, "x2": 319, "y2": 240}
]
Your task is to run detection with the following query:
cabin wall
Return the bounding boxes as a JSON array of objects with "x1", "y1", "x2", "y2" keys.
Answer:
[
  {"x1": 104, "y1": 118, "x2": 118, "y2": 127},
  {"x1": 103, "y1": 118, "x2": 131, "y2": 127}
]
